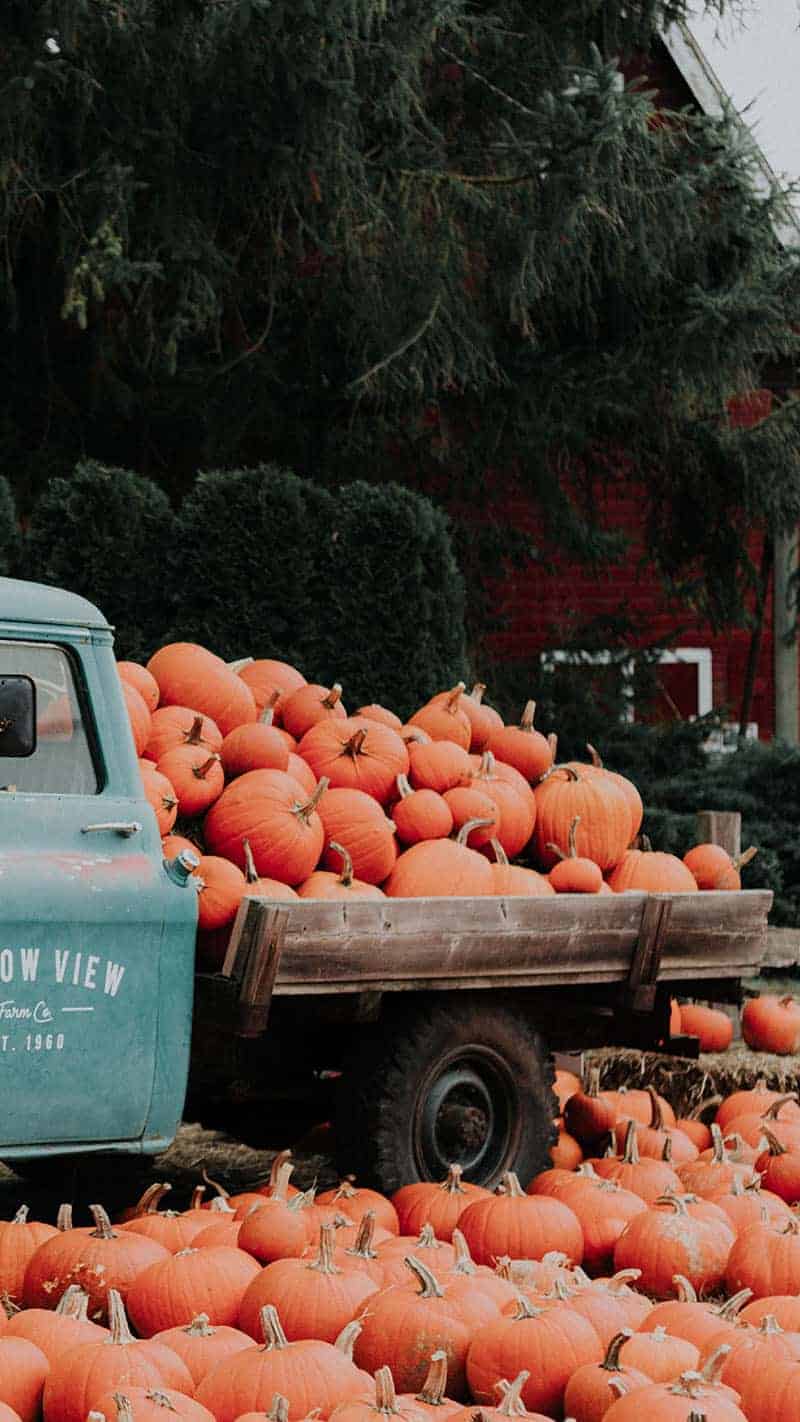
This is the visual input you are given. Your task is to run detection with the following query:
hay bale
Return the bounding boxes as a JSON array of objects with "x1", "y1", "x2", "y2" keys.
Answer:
[{"x1": 587, "y1": 1044, "x2": 800, "y2": 1118}]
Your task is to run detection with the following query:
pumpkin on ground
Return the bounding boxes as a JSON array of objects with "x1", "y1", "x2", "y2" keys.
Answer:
[
  {"x1": 126, "y1": 1247, "x2": 261, "y2": 1336},
  {"x1": 741, "y1": 994, "x2": 800, "y2": 1054},
  {"x1": 194, "y1": 1306, "x2": 368, "y2": 1422},
  {"x1": 392, "y1": 1166, "x2": 490, "y2": 1244},
  {"x1": 149, "y1": 1314, "x2": 252, "y2": 1387},
  {"x1": 612, "y1": 1194, "x2": 733, "y2": 1299},
  {"x1": 678, "y1": 1003, "x2": 734, "y2": 1053},
  {"x1": 458, "y1": 1171, "x2": 584, "y2": 1267},
  {"x1": 23, "y1": 1207, "x2": 170, "y2": 1323},
  {"x1": 466, "y1": 1295, "x2": 604, "y2": 1418},
  {"x1": 237, "y1": 1224, "x2": 378, "y2": 1345}
]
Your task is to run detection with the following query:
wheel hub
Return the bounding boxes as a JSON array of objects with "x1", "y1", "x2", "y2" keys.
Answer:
[{"x1": 413, "y1": 1048, "x2": 516, "y2": 1183}]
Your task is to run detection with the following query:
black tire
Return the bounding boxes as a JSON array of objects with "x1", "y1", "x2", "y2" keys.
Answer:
[{"x1": 334, "y1": 995, "x2": 556, "y2": 1193}]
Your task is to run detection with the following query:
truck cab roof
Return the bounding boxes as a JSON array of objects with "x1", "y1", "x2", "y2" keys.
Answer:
[{"x1": 0, "y1": 578, "x2": 111, "y2": 631}]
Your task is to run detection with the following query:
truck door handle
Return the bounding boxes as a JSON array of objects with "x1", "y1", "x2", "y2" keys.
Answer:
[{"x1": 81, "y1": 821, "x2": 142, "y2": 837}]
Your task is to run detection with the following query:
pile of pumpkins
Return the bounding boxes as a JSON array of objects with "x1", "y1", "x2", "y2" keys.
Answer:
[
  {"x1": 6, "y1": 1077, "x2": 800, "y2": 1422},
  {"x1": 117, "y1": 643, "x2": 758, "y2": 965},
  {"x1": 668, "y1": 995, "x2": 800, "y2": 1058}
]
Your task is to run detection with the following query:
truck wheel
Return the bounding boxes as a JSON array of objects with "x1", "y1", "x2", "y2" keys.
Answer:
[{"x1": 335, "y1": 997, "x2": 556, "y2": 1193}]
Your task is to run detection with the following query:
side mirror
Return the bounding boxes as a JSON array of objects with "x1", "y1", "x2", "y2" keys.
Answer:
[{"x1": 0, "y1": 676, "x2": 36, "y2": 758}]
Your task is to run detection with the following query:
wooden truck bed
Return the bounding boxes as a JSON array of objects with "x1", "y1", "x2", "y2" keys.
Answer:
[{"x1": 202, "y1": 889, "x2": 774, "y2": 1038}]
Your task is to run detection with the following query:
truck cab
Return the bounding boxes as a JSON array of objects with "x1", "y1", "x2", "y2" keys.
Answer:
[{"x1": 0, "y1": 578, "x2": 197, "y2": 1162}]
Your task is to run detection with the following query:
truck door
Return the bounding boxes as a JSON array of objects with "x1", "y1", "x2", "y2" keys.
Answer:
[{"x1": 0, "y1": 634, "x2": 193, "y2": 1150}]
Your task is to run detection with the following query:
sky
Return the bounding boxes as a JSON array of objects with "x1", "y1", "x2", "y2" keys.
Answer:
[{"x1": 685, "y1": 3, "x2": 800, "y2": 223}]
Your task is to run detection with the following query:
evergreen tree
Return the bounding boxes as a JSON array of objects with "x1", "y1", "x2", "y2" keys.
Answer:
[{"x1": 2, "y1": 1, "x2": 798, "y2": 648}]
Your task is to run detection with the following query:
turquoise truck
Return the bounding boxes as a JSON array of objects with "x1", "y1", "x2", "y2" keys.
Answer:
[{"x1": 0, "y1": 577, "x2": 776, "y2": 1191}]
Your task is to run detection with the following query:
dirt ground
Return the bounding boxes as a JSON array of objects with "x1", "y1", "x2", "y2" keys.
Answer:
[{"x1": 0, "y1": 1109, "x2": 336, "y2": 1224}]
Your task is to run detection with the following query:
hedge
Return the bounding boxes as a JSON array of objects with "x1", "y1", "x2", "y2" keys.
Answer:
[{"x1": 24, "y1": 461, "x2": 175, "y2": 662}]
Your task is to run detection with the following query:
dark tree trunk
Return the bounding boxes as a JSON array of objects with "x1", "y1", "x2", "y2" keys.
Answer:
[{"x1": 738, "y1": 533, "x2": 775, "y2": 740}]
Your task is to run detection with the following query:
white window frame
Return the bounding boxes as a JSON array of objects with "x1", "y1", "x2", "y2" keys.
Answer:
[{"x1": 538, "y1": 647, "x2": 714, "y2": 723}]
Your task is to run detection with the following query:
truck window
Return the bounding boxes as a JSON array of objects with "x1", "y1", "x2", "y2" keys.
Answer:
[{"x1": 0, "y1": 642, "x2": 99, "y2": 794}]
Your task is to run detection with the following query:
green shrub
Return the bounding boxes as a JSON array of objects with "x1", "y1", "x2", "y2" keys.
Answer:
[
  {"x1": 24, "y1": 461, "x2": 175, "y2": 661},
  {"x1": 171, "y1": 467, "x2": 468, "y2": 717}
]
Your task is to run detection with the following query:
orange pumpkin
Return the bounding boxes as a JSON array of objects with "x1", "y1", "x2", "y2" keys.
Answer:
[
  {"x1": 299, "y1": 719, "x2": 408, "y2": 805},
  {"x1": 0, "y1": 1337, "x2": 49, "y2": 1422},
  {"x1": 149, "y1": 1314, "x2": 252, "y2": 1387},
  {"x1": 123, "y1": 683, "x2": 153, "y2": 758},
  {"x1": 126, "y1": 1246, "x2": 261, "y2": 1336},
  {"x1": 318, "y1": 787, "x2": 398, "y2": 884},
  {"x1": 392, "y1": 1166, "x2": 491, "y2": 1244},
  {"x1": 725, "y1": 1213, "x2": 800, "y2": 1298},
  {"x1": 741, "y1": 995, "x2": 800, "y2": 1054},
  {"x1": 93, "y1": 1387, "x2": 215, "y2": 1422},
  {"x1": 41, "y1": 1291, "x2": 178, "y2": 1422},
  {"x1": 0, "y1": 1205, "x2": 59, "y2": 1308},
  {"x1": 533, "y1": 766, "x2": 631, "y2": 872},
  {"x1": 238, "y1": 659, "x2": 306, "y2": 717},
  {"x1": 156, "y1": 746, "x2": 224, "y2": 817},
  {"x1": 355, "y1": 704, "x2": 403, "y2": 730},
  {"x1": 590, "y1": 1121, "x2": 682, "y2": 1205},
  {"x1": 144, "y1": 707, "x2": 223, "y2": 763},
  {"x1": 483, "y1": 840, "x2": 555, "y2": 897},
  {"x1": 122, "y1": 1185, "x2": 219, "y2": 1254},
  {"x1": 583, "y1": 744, "x2": 643, "y2": 844},
  {"x1": 458, "y1": 1171, "x2": 584, "y2": 1267},
  {"x1": 408, "y1": 684, "x2": 472, "y2": 750},
  {"x1": 118, "y1": 662, "x2": 160, "y2": 712},
  {"x1": 23, "y1": 1206, "x2": 169, "y2": 1323},
  {"x1": 384, "y1": 820, "x2": 494, "y2": 897},
  {"x1": 148, "y1": 644, "x2": 257, "y2": 736},
  {"x1": 612, "y1": 1193, "x2": 732, "y2": 1298},
  {"x1": 678, "y1": 1003, "x2": 733, "y2": 1053},
  {"x1": 238, "y1": 1224, "x2": 378, "y2": 1345},
  {"x1": 329, "y1": 1367, "x2": 431, "y2": 1422},
  {"x1": 461, "y1": 685, "x2": 504, "y2": 754},
  {"x1": 139, "y1": 763, "x2": 178, "y2": 836},
  {"x1": 608, "y1": 838, "x2": 698, "y2": 893},
  {"x1": 191, "y1": 855, "x2": 247, "y2": 932},
  {"x1": 683, "y1": 842, "x2": 758, "y2": 891},
  {"x1": 3, "y1": 1284, "x2": 105, "y2": 1364},
  {"x1": 281, "y1": 684, "x2": 347, "y2": 740},
  {"x1": 238, "y1": 839, "x2": 298, "y2": 902},
  {"x1": 204, "y1": 770, "x2": 327, "y2": 884},
  {"x1": 408, "y1": 740, "x2": 472, "y2": 794},
  {"x1": 465, "y1": 1295, "x2": 603, "y2": 1417},
  {"x1": 194, "y1": 1306, "x2": 368, "y2": 1422},
  {"x1": 392, "y1": 775, "x2": 453, "y2": 846},
  {"x1": 563, "y1": 1330, "x2": 651, "y2": 1421},
  {"x1": 488, "y1": 701, "x2": 553, "y2": 784},
  {"x1": 547, "y1": 816, "x2": 603, "y2": 894},
  {"x1": 221, "y1": 710, "x2": 291, "y2": 779},
  {"x1": 442, "y1": 786, "x2": 499, "y2": 848},
  {"x1": 235, "y1": 1164, "x2": 314, "y2": 1264},
  {"x1": 297, "y1": 842, "x2": 384, "y2": 900},
  {"x1": 467, "y1": 753, "x2": 535, "y2": 860}
]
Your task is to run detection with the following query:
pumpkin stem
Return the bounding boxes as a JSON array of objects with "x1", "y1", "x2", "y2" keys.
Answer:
[
  {"x1": 764, "y1": 1094, "x2": 799, "y2": 1120},
  {"x1": 547, "y1": 732, "x2": 558, "y2": 762},
  {"x1": 688, "y1": 1095, "x2": 723, "y2": 1122},
  {"x1": 708, "y1": 1123, "x2": 728, "y2": 1164},
  {"x1": 185, "y1": 715, "x2": 207, "y2": 746},
  {"x1": 487, "y1": 838, "x2": 508, "y2": 866},
  {"x1": 442, "y1": 1163, "x2": 467, "y2": 1196},
  {"x1": 604, "y1": 1269, "x2": 641, "y2": 1292},
  {"x1": 343, "y1": 730, "x2": 369, "y2": 761},
  {"x1": 672, "y1": 1275, "x2": 699, "y2": 1303},
  {"x1": 260, "y1": 1305, "x2": 290, "y2": 1350},
  {"x1": 243, "y1": 839, "x2": 259, "y2": 884},
  {"x1": 734, "y1": 845, "x2": 759, "y2": 870},
  {"x1": 510, "y1": 1295, "x2": 541, "y2": 1321},
  {"x1": 107, "y1": 1290, "x2": 136, "y2": 1345},
  {"x1": 328, "y1": 841, "x2": 355, "y2": 888},
  {"x1": 374, "y1": 1367, "x2": 399, "y2": 1414},
  {"x1": 55, "y1": 1285, "x2": 90, "y2": 1320},
  {"x1": 519, "y1": 701, "x2": 536, "y2": 733},
  {"x1": 760, "y1": 1126, "x2": 788, "y2": 1157},
  {"x1": 647, "y1": 1086, "x2": 663, "y2": 1131},
  {"x1": 416, "y1": 1224, "x2": 439, "y2": 1248},
  {"x1": 322, "y1": 685, "x2": 343, "y2": 711},
  {"x1": 295, "y1": 777, "x2": 329, "y2": 821},
  {"x1": 88, "y1": 1204, "x2": 117, "y2": 1240},
  {"x1": 266, "y1": 1397, "x2": 290, "y2": 1422},
  {"x1": 334, "y1": 1319, "x2": 362, "y2": 1359},
  {"x1": 494, "y1": 1372, "x2": 530, "y2": 1417},
  {"x1": 346, "y1": 1209, "x2": 378, "y2": 1262},
  {"x1": 698, "y1": 1344, "x2": 732, "y2": 1385},
  {"x1": 193, "y1": 754, "x2": 221, "y2": 781},
  {"x1": 455, "y1": 816, "x2": 495, "y2": 847},
  {"x1": 586, "y1": 743, "x2": 604, "y2": 768},
  {"x1": 11, "y1": 1205, "x2": 28, "y2": 1224},
  {"x1": 267, "y1": 1160, "x2": 294, "y2": 1203},
  {"x1": 653, "y1": 1194, "x2": 687, "y2": 1216},
  {"x1": 498, "y1": 1171, "x2": 526, "y2": 1199},
  {"x1": 229, "y1": 657, "x2": 254, "y2": 672},
  {"x1": 329, "y1": 1176, "x2": 358, "y2": 1203},
  {"x1": 405, "y1": 1255, "x2": 445, "y2": 1298},
  {"x1": 415, "y1": 1351, "x2": 449, "y2": 1406},
  {"x1": 621, "y1": 1119, "x2": 640, "y2": 1165},
  {"x1": 607, "y1": 1378, "x2": 632, "y2": 1399},
  {"x1": 201, "y1": 1171, "x2": 228, "y2": 1201},
  {"x1": 396, "y1": 774, "x2": 413, "y2": 799},
  {"x1": 661, "y1": 1134, "x2": 673, "y2": 1164},
  {"x1": 599, "y1": 1330, "x2": 634, "y2": 1373},
  {"x1": 57, "y1": 1203, "x2": 73, "y2": 1231},
  {"x1": 446, "y1": 683, "x2": 466, "y2": 712},
  {"x1": 0, "y1": 1293, "x2": 18, "y2": 1320},
  {"x1": 130, "y1": 1182, "x2": 171, "y2": 1218},
  {"x1": 111, "y1": 1397, "x2": 135, "y2": 1422},
  {"x1": 717, "y1": 1288, "x2": 753, "y2": 1320},
  {"x1": 183, "y1": 1314, "x2": 216, "y2": 1337},
  {"x1": 758, "y1": 1313, "x2": 784, "y2": 1335},
  {"x1": 450, "y1": 1229, "x2": 476, "y2": 1276},
  {"x1": 309, "y1": 1224, "x2": 340, "y2": 1276}
]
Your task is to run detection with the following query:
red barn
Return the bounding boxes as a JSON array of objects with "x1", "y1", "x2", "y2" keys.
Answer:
[{"x1": 487, "y1": 25, "x2": 800, "y2": 743}]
